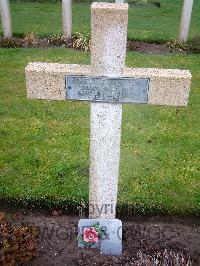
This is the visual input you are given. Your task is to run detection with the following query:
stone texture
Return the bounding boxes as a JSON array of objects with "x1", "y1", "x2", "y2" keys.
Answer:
[
  {"x1": 179, "y1": 0, "x2": 194, "y2": 42},
  {"x1": 26, "y1": 63, "x2": 191, "y2": 107},
  {"x1": 91, "y1": 2, "x2": 128, "y2": 77},
  {"x1": 124, "y1": 67, "x2": 191, "y2": 106},
  {"x1": 78, "y1": 219, "x2": 122, "y2": 256},
  {"x1": 89, "y1": 3, "x2": 128, "y2": 219},
  {"x1": 0, "y1": 0, "x2": 12, "y2": 38},
  {"x1": 62, "y1": 0, "x2": 72, "y2": 38},
  {"x1": 25, "y1": 63, "x2": 90, "y2": 101}
]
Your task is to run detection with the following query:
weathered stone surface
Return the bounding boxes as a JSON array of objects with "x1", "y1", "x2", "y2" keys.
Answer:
[
  {"x1": 179, "y1": 0, "x2": 194, "y2": 42},
  {"x1": 124, "y1": 67, "x2": 191, "y2": 106},
  {"x1": 78, "y1": 219, "x2": 122, "y2": 256},
  {"x1": 25, "y1": 63, "x2": 90, "y2": 101},
  {"x1": 91, "y1": 2, "x2": 128, "y2": 77},
  {"x1": 89, "y1": 3, "x2": 128, "y2": 219},
  {"x1": 62, "y1": 0, "x2": 72, "y2": 38},
  {"x1": 0, "y1": 0, "x2": 12, "y2": 38},
  {"x1": 26, "y1": 63, "x2": 191, "y2": 107}
]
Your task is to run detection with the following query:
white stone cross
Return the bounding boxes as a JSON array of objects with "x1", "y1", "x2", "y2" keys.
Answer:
[
  {"x1": 179, "y1": 0, "x2": 194, "y2": 42},
  {"x1": 25, "y1": 3, "x2": 191, "y2": 220},
  {"x1": 62, "y1": 0, "x2": 72, "y2": 38},
  {"x1": 0, "y1": 0, "x2": 12, "y2": 38}
]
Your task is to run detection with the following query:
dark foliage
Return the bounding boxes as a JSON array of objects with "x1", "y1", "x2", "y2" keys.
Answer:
[
  {"x1": 0, "y1": 212, "x2": 38, "y2": 266},
  {"x1": 188, "y1": 36, "x2": 200, "y2": 54},
  {"x1": 0, "y1": 38, "x2": 22, "y2": 48}
]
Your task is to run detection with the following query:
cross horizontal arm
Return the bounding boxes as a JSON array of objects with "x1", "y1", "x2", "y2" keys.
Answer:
[{"x1": 26, "y1": 62, "x2": 191, "y2": 106}]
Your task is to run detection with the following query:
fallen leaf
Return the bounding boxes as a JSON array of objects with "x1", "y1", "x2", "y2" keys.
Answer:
[
  {"x1": 0, "y1": 211, "x2": 5, "y2": 222},
  {"x1": 52, "y1": 210, "x2": 63, "y2": 216},
  {"x1": 12, "y1": 212, "x2": 22, "y2": 221}
]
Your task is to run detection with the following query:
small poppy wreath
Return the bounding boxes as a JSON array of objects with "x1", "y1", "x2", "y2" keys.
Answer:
[{"x1": 79, "y1": 222, "x2": 106, "y2": 247}]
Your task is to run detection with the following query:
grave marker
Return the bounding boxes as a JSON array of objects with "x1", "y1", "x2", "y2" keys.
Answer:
[
  {"x1": 25, "y1": 3, "x2": 191, "y2": 255},
  {"x1": 62, "y1": 0, "x2": 72, "y2": 38},
  {"x1": 0, "y1": 0, "x2": 12, "y2": 38},
  {"x1": 179, "y1": 0, "x2": 194, "y2": 42}
]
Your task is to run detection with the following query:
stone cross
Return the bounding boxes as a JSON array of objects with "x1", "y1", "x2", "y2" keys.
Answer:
[
  {"x1": 26, "y1": 2, "x2": 191, "y2": 255},
  {"x1": 62, "y1": 0, "x2": 72, "y2": 38},
  {"x1": 179, "y1": 0, "x2": 193, "y2": 42},
  {"x1": 0, "y1": 0, "x2": 12, "y2": 38}
]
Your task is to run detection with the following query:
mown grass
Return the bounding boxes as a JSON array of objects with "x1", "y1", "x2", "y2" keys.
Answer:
[
  {"x1": 0, "y1": 0, "x2": 199, "y2": 42},
  {"x1": 0, "y1": 48, "x2": 199, "y2": 215}
]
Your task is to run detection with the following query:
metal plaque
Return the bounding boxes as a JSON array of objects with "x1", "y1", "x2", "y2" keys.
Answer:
[{"x1": 66, "y1": 76, "x2": 149, "y2": 104}]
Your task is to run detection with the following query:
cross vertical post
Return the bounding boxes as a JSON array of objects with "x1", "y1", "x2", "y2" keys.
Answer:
[
  {"x1": 179, "y1": 0, "x2": 194, "y2": 42},
  {"x1": 62, "y1": 0, "x2": 72, "y2": 38},
  {"x1": 0, "y1": 0, "x2": 12, "y2": 38},
  {"x1": 89, "y1": 3, "x2": 128, "y2": 219}
]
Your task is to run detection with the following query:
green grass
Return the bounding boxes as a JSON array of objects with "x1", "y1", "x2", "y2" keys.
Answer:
[
  {"x1": 0, "y1": 48, "x2": 199, "y2": 215},
  {"x1": 0, "y1": 0, "x2": 199, "y2": 42}
]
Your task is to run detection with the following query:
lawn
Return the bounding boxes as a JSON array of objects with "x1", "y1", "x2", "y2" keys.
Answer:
[
  {"x1": 0, "y1": 0, "x2": 199, "y2": 42},
  {"x1": 0, "y1": 47, "x2": 199, "y2": 215}
]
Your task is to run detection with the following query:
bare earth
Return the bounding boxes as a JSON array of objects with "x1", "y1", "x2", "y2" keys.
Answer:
[
  {"x1": 0, "y1": 37, "x2": 185, "y2": 55},
  {"x1": 0, "y1": 203, "x2": 199, "y2": 266}
]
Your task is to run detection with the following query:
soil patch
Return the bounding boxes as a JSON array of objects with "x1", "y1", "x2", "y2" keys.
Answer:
[
  {"x1": 127, "y1": 40, "x2": 184, "y2": 54},
  {"x1": 0, "y1": 36, "x2": 186, "y2": 55},
  {"x1": 0, "y1": 202, "x2": 199, "y2": 265},
  {"x1": 129, "y1": 1, "x2": 161, "y2": 8}
]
